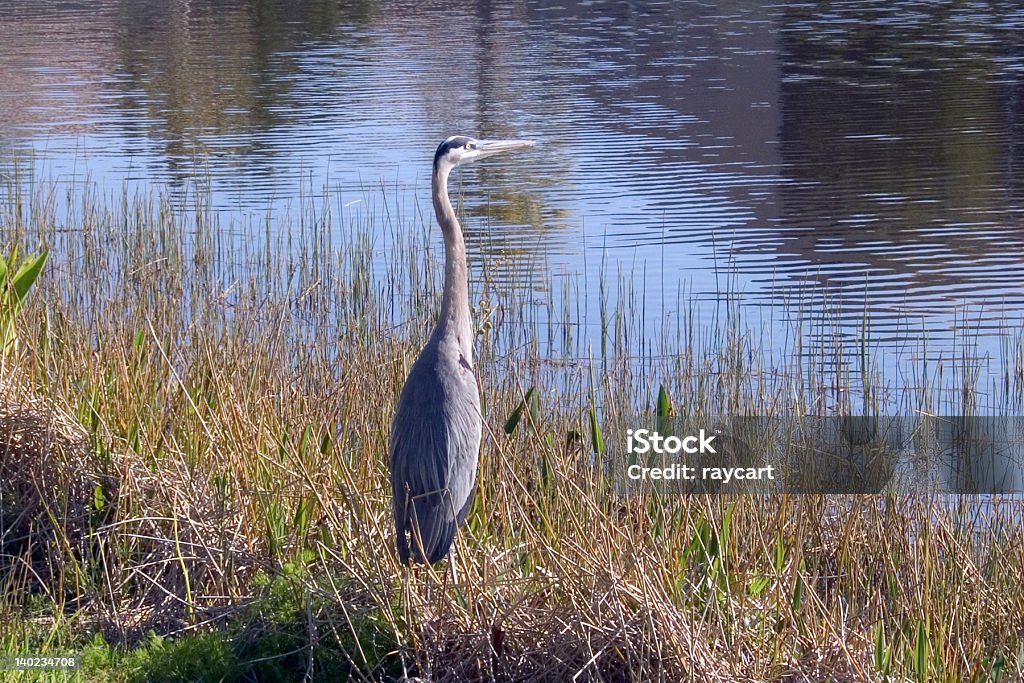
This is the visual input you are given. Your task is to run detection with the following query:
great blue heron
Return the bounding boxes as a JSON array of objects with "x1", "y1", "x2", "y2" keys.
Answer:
[{"x1": 390, "y1": 135, "x2": 534, "y2": 567}]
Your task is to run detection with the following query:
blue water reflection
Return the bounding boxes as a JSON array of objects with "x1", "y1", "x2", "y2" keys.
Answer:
[{"x1": 2, "y1": 0, "x2": 1024, "y2": 412}]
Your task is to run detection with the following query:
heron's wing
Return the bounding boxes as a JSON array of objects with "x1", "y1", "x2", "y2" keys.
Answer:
[{"x1": 389, "y1": 346, "x2": 482, "y2": 564}]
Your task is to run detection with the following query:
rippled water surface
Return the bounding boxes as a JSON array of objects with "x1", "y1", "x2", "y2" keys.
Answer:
[{"x1": 3, "y1": 1, "x2": 1024, "y2": 410}]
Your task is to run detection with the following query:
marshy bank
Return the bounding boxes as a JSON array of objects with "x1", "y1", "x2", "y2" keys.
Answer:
[{"x1": 2, "y1": 182, "x2": 1024, "y2": 682}]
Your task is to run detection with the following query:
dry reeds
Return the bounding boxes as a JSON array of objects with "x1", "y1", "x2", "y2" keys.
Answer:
[
  {"x1": 0, "y1": 371, "x2": 95, "y2": 588},
  {"x1": 1, "y1": 178, "x2": 1022, "y2": 681}
]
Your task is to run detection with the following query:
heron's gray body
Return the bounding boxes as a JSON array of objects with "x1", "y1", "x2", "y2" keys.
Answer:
[
  {"x1": 390, "y1": 330, "x2": 481, "y2": 564},
  {"x1": 389, "y1": 135, "x2": 532, "y2": 566}
]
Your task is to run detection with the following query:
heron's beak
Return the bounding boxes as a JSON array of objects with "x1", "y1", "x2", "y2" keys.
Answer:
[{"x1": 474, "y1": 139, "x2": 535, "y2": 159}]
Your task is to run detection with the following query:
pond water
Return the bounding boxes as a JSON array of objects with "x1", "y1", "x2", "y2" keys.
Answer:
[{"x1": 2, "y1": 1, "x2": 1024, "y2": 413}]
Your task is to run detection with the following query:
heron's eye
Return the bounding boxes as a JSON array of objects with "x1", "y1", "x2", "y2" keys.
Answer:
[{"x1": 464, "y1": 142, "x2": 473, "y2": 150}]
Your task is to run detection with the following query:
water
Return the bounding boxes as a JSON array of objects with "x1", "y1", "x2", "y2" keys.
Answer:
[{"x1": 2, "y1": 0, "x2": 1024, "y2": 412}]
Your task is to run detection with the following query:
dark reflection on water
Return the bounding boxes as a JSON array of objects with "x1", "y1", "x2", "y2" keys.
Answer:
[
  {"x1": 773, "y1": 1, "x2": 1024, "y2": 330},
  {"x1": 2, "y1": 0, "x2": 1024, "y2": 408}
]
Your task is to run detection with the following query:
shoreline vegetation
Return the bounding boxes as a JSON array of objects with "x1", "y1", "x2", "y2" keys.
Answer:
[{"x1": 2, "y1": 180, "x2": 1024, "y2": 681}]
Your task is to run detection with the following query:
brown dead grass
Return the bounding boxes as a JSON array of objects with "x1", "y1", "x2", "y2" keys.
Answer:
[
  {"x1": 1, "y1": 183, "x2": 1022, "y2": 681},
  {"x1": 0, "y1": 370, "x2": 97, "y2": 587}
]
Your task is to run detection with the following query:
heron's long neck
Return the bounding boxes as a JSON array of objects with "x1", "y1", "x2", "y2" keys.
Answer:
[{"x1": 432, "y1": 165, "x2": 473, "y2": 362}]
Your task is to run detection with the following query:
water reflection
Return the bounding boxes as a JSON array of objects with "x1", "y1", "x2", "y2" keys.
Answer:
[
  {"x1": 775, "y1": 1, "x2": 1024, "y2": 331},
  {"x1": 2, "y1": 0, "x2": 1024, "y2": 409}
]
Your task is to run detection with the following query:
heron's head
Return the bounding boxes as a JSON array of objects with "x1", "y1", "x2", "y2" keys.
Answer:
[{"x1": 433, "y1": 135, "x2": 535, "y2": 172}]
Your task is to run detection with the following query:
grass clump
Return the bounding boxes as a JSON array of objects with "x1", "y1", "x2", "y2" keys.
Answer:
[
  {"x1": 69, "y1": 566, "x2": 399, "y2": 683},
  {"x1": 0, "y1": 176, "x2": 1023, "y2": 681}
]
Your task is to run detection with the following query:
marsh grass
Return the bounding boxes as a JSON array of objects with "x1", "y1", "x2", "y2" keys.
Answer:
[{"x1": 1, "y1": 176, "x2": 1023, "y2": 681}]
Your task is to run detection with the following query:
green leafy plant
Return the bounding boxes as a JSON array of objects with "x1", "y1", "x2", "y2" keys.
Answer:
[{"x1": 0, "y1": 247, "x2": 48, "y2": 356}]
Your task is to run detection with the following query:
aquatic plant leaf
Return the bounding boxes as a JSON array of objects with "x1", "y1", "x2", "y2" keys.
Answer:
[{"x1": 589, "y1": 404, "x2": 604, "y2": 455}]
